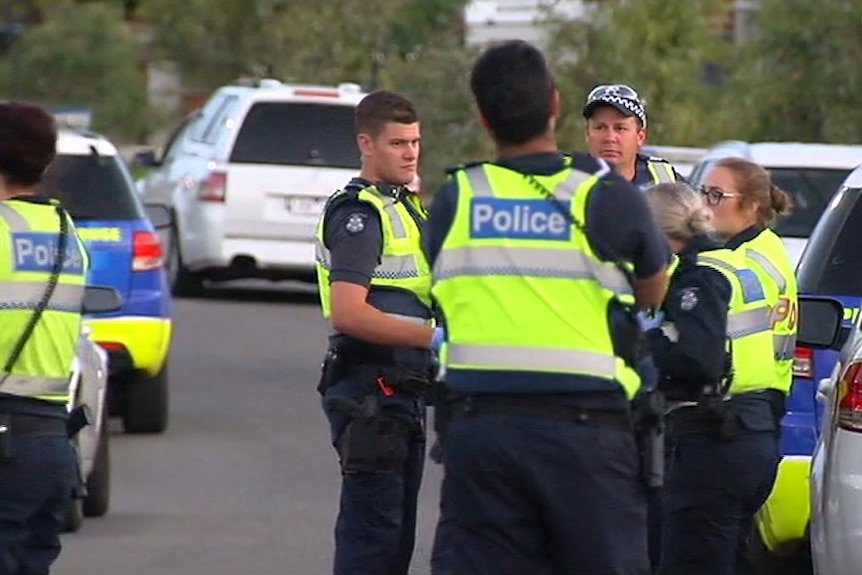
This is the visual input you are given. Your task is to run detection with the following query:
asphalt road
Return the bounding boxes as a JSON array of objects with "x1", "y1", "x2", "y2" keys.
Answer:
[{"x1": 55, "y1": 283, "x2": 444, "y2": 575}]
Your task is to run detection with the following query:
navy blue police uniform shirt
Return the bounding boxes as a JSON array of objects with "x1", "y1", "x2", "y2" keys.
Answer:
[
  {"x1": 426, "y1": 152, "x2": 671, "y2": 409},
  {"x1": 631, "y1": 153, "x2": 688, "y2": 191},
  {"x1": 322, "y1": 177, "x2": 432, "y2": 369},
  {"x1": 646, "y1": 234, "x2": 731, "y2": 398}
]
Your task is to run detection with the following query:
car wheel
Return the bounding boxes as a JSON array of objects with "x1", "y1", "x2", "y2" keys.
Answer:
[
  {"x1": 83, "y1": 414, "x2": 110, "y2": 518},
  {"x1": 747, "y1": 524, "x2": 813, "y2": 575},
  {"x1": 167, "y1": 227, "x2": 204, "y2": 298},
  {"x1": 121, "y1": 364, "x2": 169, "y2": 434},
  {"x1": 64, "y1": 498, "x2": 83, "y2": 533}
]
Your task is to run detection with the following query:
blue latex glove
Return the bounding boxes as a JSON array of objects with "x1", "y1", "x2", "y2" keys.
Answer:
[
  {"x1": 637, "y1": 310, "x2": 665, "y2": 331},
  {"x1": 431, "y1": 327, "x2": 446, "y2": 351}
]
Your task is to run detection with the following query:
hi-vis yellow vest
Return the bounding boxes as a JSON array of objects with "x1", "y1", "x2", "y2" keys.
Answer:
[
  {"x1": 431, "y1": 161, "x2": 642, "y2": 399},
  {"x1": 315, "y1": 185, "x2": 433, "y2": 325},
  {"x1": 662, "y1": 249, "x2": 775, "y2": 394},
  {"x1": 0, "y1": 200, "x2": 89, "y2": 404},
  {"x1": 736, "y1": 229, "x2": 797, "y2": 394},
  {"x1": 645, "y1": 157, "x2": 677, "y2": 185}
]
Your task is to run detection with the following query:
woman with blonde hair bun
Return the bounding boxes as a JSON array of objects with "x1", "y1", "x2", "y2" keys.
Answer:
[{"x1": 642, "y1": 182, "x2": 780, "y2": 575}]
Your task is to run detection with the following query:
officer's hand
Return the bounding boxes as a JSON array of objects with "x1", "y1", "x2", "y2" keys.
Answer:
[
  {"x1": 431, "y1": 327, "x2": 446, "y2": 351},
  {"x1": 637, "y1": 310, "x2": 665, "y2": 331}
]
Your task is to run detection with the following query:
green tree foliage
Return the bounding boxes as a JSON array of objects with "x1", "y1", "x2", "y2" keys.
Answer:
[
  {"x1": 1, "y1": 3, "x2": 148, "y2": 141},
  {"x1": 734, "y1": 0, "x2": 862, "y2": 143},
  {"x1": 546, "y1": 0, "x2": 739, "y2": 150}
]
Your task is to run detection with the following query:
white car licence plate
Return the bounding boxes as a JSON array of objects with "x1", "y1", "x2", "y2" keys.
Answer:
[{"x1": 284, "y1": 196, "x2": 326, "y2": 217}]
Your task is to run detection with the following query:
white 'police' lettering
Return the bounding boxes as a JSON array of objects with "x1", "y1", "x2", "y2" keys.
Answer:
[
  {"x1": 470, "y1": 199, "x2": 571, "y2": 241},
  {"x1": 12, "y1": 232, "x2": 85, "y2": 275}
]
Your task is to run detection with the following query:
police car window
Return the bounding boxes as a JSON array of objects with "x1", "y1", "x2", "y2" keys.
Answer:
[
  {"x1": 768, "y1": 168, "x2": 849, "y2": 238},
  {"x1": 229, "y1": 102, "x2": 360, "y2": 169},
  {"x1": 805, "y1": 187, "x2": 862, "y2": 296},
  {"x1": 39, "y1": 153, "x2": 144, "y2": 221}
]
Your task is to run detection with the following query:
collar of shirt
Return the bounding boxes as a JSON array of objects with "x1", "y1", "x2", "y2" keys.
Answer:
[
  {"x1": 725, "y1": 224, "x2": 765, "y2": 250},
  {"x1": 631, "y1": 154, "x2": 656, "y2": 187},
  {"x1": 493, "y1": 152, "x2": 567, "y2": 176},
  {"x1": 4, "y1": 194, "x2": 51, "y2": 205},
  {"x1": 680, "y1": 233, "x2": 725, "y2": 260},
  {"x1": 348, "y1": 177, "x2": 411, "y2": 200}
]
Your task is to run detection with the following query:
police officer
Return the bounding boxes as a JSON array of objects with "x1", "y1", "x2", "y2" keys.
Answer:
[
  {"x1": 0, "y1": 102, "x2": 89, "y2": 574},
  {"x1": 699, "y1": 157, "x2": 796, "y2": 571},
  {"x1": 582, "y1": 84, "x2": 686, "y2": 190},
  {"x1": 641, "y1": 182, "x2": 780, "y2": 575},
  {"x1": 314, "y1": 90, "x2": 443, "y2": 575},
  {"x1": 427, "y1": 40, "x2": 670, "y2": 575}
]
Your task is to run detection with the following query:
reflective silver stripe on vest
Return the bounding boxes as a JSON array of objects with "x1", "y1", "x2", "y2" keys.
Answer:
[
  {"x1": 0, "y1": 202, "x2": 30, "y2": 230},
  {"x1": 774, "y1": 333, "x2": 797, "y2": 361},
  {"x1": 746, "y1": 248, "x2": 787, "y2": 295},
  {"x1": 647, "y1": 160, "x2": 676, "y2": 184},
  {"x1": 375, "y1": 254, "x2": 420, "y2": 279},
  {"x1": 662, "y1": 308, "x2": 770, "y2": 342},
  {"x1": 447, "y1": 343, "x2": 617, "y2": 377},
  {"x1": 727, "y1": 307, "x2": 771, "y2": 339},
  {"x1": 0, "y1": 375, "x2": 69, "y2": 397},
  {"x1": 315, "y1": 238, "x2": 330, "y2": 268},
  {"x1": 381, "y1": 198, "x2": 408, "y2": 239},
  {"x1": 386, "y1": 313, "x2": 433, "y2": 326},
  {"x1": 464, "y1": 163, "x2": 602, "y2": 201},
  {"x1": 434, "y1": 245, "x2": 632, "y2": 294},
  {"x1": 0, "y1": 282, "x2": 84, "y2": 313}
]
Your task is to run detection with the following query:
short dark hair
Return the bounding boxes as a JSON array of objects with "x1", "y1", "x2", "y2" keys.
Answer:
[
  {"x1": 470, "y1": 40, "x2": 554, "y2": 145},
  {"x1": 0, "y1": 102, "x2": 57, "y2": 188},
  {"x1": 355, "y1": 90, "x2": 419, "y2": 136}
]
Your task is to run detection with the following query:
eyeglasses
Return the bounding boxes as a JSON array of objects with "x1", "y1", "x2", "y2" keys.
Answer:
[
  {"x1": 699, "y1": 185, "x2": 740, "y2": 206},
  {"x1": 586, "y1": 84, "x2": 643, "y2": 105}
]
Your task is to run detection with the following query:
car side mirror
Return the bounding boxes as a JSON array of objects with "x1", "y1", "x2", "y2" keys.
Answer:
[
  {"x1": 82, "y1": 285, "x2": 122, "y2": 315},
  {"x1": 797, "y1": 295, "x2": 845, "y2": 350},
  {"x1": 133, "y1": 149, "x2": 161, "y2": 168},
  {"x1": 144, "y1": 203, "x2": 173, "y2": 230}
]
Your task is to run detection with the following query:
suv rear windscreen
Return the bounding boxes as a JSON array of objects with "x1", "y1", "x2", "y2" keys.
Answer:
[
  {"x1": 40, "y1": 153, "x2": 144, "y2": 221},
  {"x1": 798, "y1": 186, "x2": 862, "y2": 296},
  {"x1": 229, "y1": 102, "x2": 360, "y2": 169},
  {"x1": 769, "y1": 168, "x2": 850, "y2": 238}
]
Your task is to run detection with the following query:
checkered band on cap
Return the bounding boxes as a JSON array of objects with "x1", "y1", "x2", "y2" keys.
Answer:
[{"x1": 591, "y1": 95, "x2": 647, "y2": 127}]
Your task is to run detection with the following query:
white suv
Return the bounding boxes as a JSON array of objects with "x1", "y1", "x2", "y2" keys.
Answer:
[
  {"x1": 688, "y1": 141, "x2": 862, "y2": 267},
  {"x1": 135, "y1": 79, "x2": 367, "y2": 296}
]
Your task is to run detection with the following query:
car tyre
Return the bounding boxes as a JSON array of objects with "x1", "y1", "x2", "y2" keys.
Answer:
[
  {"x1": 64, "y1": 498, "x2": 83, "y2": 533},
  {"x1": 83, "y1": 414, "x2": 110, "y2": 517},
  {"x1": 167, "y1": 226, "x2": 204, "y2": 298},
  {"x1": 747, "y1": 524, "x2": 813, "y2": 575},
  {"x1": 121, "y1": 364, "x2": 169, "y2": 434}
]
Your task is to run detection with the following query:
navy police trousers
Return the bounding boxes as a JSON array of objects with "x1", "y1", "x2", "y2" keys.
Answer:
[
  {"x1": 322, "y1": 377, "x2": 426, "y2": 575},
  {"x1": 0, "y1": 435, "x2": 77, "y2": 575},
  {"x1": 659, "y1": 431, "x2": 780, "y2": 575},
  {"x1": 434, "y1": 410, "x2": 650, "y2": 575}
]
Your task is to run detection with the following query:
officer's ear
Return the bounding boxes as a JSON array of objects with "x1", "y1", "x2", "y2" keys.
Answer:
[
  {"x1": 637, "y1": 124, "x2": 647, "y2": 147},
  {"x1": 550, "y1": 88, "x2": 561, "y2": 121},
  {"x1": 356, "y1": 132, "x2": 374, "y2": 157}
]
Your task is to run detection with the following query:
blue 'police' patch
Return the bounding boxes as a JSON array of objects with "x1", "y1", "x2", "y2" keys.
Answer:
[
  {"x1": 470, "y1": 198, "x2": 571, "y2": 241},
  {"x1": 11, "y1": 232, "x2": 85, "y2": 275},
  {"x1": 736, "y1": 268, "x2": 766, "y2": 303}
]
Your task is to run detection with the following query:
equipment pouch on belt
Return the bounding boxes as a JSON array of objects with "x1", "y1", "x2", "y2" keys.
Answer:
[
  {"x1": 317, "y1": 348, "x2": 342, "y2": 396},
  {"x1": 329, "y1": 395, "x2": 410, "y2": 474},
  {"x1": 633, "y1": 387, "x2": 666, "y2": 489},
  {"x1": 0, "y1": 414, "x2": 12, "y2": 462}
]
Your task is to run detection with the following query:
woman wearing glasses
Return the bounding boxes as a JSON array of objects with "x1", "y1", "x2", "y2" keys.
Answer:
[
  {"x1": 641, "y1": 182, "x2": 781, "y2": 575},
  {"x1": 699, "y1": 157, "x2": 797, "y2": 571}
]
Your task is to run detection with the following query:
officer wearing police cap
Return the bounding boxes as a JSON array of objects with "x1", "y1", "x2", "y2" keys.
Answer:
[
  {"x1": 582, "y1": 84, "x2": 686, "y2": 190},
  {"x1": 427, "y1": 40, "x2": 670, "y2": 574}
]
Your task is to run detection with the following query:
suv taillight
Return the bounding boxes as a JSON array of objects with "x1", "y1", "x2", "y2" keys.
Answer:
[
  {"x1": 793, "y1": 346, "x2": 814, "y2": 379},
  {"x1": 133, "y1": 231, "x2": 163, "y2": 271},
  {"x1": 198, "y1": 171, "x2": 227, "y2": 202},
  {"x1": 838, "y1": 362, "x2": 862, "y2": 432}
]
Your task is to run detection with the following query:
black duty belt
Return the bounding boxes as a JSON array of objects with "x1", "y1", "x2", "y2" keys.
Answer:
[
  {"x1": 449, "y1": 394, "x2": 632, "y2": 431},
  {"x1": 342, "y1": 364, "x2": 433, "y2": 396},
  {"x1": 0, "y1": 412, "x2": 67, "y2": 437}
]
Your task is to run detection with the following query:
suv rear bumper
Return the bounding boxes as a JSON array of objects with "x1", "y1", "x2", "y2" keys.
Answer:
[
  {"x1": 84, "y1": 316, "x2": 172, "y2": 377},
  {"x1": 756, "y1": 455, "x2": 811, "y2": 553},
  {"x1": 190, "y1": 237, "x2": 318, "y2": 280}
]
